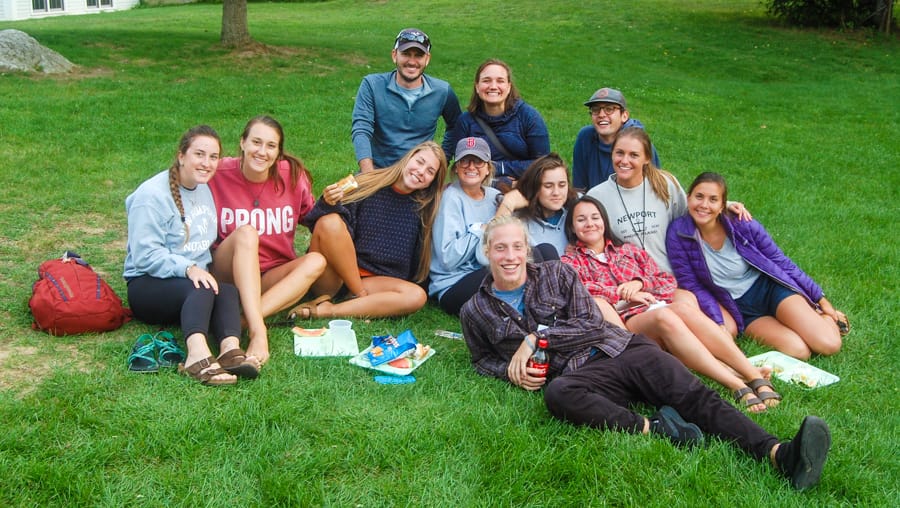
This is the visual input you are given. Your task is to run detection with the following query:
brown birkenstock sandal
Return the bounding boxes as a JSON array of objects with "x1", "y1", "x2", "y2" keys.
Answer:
[
  {"x1": 288, "y1": 294, "x2": 331, "y2": 320},
  {"x1": 733, "y1": 386, "x2": 766, "y2": 413},
  {"x1": 217, "y1": 348, "x2": 259, "y2": 379},
  {"x1": 836, "y1": 316, "x2": 850, "y2": 336},
  {"x1": 748, "y1": 378, "x2": 782, "y2": 408},
  {"x1": 178, "y1": 356, "x2": 236, "y2": 386}
]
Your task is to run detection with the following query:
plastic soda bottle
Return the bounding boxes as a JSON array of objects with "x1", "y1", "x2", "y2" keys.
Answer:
[{"x1": 527, "y1": 338, "x2": 550, "y2": 377}]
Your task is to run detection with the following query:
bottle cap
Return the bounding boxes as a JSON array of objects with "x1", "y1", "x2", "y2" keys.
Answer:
[{"x1": 537, "y1": 338, "x2": 548, "y2": 348}]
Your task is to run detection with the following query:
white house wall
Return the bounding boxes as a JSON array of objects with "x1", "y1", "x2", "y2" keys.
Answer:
[{"x1": 2, "y1": 0, "x2": 140, "y2": 21}]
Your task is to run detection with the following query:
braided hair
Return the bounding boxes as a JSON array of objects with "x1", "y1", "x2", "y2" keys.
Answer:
[{"x1": 168, "y1": 125, "x2": 222, "y2": 245}]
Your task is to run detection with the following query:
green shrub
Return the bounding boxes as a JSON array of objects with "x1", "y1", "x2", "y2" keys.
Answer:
[{"x1": 765, "y1": 0, "x2": 895, "y2": 29}]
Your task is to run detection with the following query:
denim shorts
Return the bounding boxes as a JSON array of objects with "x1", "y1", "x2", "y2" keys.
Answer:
[{"x1": 735, "y1": 275, "x2": 798, "y2": 327}]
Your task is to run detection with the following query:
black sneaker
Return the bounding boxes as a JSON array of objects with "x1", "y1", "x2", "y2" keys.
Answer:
[
  {"x1": 776, "y1": 416, "x2": 831, "y2": 490},
  {"x1": 649, "y1": 405, "x2": 704, "y2": 448}
]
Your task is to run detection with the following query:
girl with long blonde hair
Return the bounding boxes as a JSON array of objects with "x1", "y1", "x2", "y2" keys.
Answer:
[{"x1": 291, "y1": 141, "x2": 448, "y2": 319}]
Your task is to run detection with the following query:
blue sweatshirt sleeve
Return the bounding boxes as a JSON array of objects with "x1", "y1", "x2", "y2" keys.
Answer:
[
  {"x1": 302, "y1": 195, "x2": 353, "y2": 237},
  {"x1": 351, "y1": 76, "x2": 377, "y2": 163},
  {"x1": 125, "y1": 195, "x2": 193, "y2": 279},
  {"x1": 431, "y1": 191, "x2": 485, "y2": 273}
]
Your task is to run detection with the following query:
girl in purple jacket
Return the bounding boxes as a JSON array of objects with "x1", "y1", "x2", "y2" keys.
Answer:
[{"x1": 667, "y1": 172, "x2": 847, "y2": 360}]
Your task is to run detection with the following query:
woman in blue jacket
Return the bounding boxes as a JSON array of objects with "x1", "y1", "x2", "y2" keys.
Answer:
[
  {"x1": 445, "y1": 59, "x2": 550, "y2": 189},
  {"x1": 666, "y1": 172, "x2": 846, "y2": 360}
]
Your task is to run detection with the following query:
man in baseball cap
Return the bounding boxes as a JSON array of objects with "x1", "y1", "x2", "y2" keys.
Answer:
[
  {"x1": 393, "y1": 27, "x2": 431, "y2": 53},
  {"x1": 351, "y1": 28, "x2": 461, "y2": 173},
  {"x1": 572, "y1": 87, "x2": 660, "y2": 191}
]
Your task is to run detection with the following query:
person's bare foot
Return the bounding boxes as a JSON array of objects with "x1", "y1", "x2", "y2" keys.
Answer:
[{"x1": 246, "y1": 327, "x2": 269, "y2": 365}]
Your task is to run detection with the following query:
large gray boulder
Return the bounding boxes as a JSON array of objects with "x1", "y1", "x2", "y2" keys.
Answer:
[{"x1": 0, "y1": 29, "x2": 74, "y2": 74}]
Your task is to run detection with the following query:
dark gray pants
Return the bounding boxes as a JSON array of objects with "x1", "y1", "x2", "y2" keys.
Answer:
[{"x1": 543, "y1": 334, "x2": 779, "y2": 460}]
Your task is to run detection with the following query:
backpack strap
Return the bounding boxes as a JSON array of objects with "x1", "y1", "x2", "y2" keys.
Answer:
[{"x1": 472, "y1": 115, "x2": 514, "y2": 160}]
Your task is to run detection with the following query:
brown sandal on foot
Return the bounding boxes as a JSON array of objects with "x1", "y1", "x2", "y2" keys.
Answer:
[
  {"x1": 748, "y1": 378, "x2": 782, "y2": 408},
  {"x1": 733, "y1": 386, "x2": 766, "y2": 413},
  {"x1": 836, "y1": 316, "x2": 850, "y2": 336},
  {"x1": 288, "y1": 294, "x2": 332, "y2": 320},
  {"x1": 217, "y1": 348, "x2": 259, "y2": 379},
  {"x1": 178, "y1": 356, "x2": 237, "y2": 386}
]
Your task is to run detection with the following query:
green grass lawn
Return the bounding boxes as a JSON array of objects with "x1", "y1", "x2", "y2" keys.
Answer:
[{"x1": 1, "y1": 0, "x2": 898, "y2": 505}]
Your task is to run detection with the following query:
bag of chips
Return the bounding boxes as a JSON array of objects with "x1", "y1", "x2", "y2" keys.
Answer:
[{"x1": 366, "y1": 329, "x2": 418, "y2": 366}]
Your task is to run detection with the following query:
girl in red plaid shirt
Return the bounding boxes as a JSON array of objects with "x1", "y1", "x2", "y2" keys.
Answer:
[{"x1": 562, "y1": 196, "x2": 782, "y2": 413}]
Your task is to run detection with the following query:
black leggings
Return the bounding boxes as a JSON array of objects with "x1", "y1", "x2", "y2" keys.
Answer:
[
  {"x1": 438, "y1": 268, "x2": 489, "y2": 316},
  {"x1": 127, "y1": 275, "x2": 241, "y2": 341}
]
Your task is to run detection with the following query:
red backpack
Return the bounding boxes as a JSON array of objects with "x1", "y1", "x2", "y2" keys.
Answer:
[{"x1": 29, "y1": 251, "x2": 132, "y2": 335}]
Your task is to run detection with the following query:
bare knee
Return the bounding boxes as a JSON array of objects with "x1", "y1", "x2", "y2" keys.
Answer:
[
  {"x1": 303, "y1": 252, "x2": 327, "y2": 275},
  {"x1": 813, "y1": 335, "x2": 842, "y2": 356},
  {"x1": 667, "y1": 301, "x2": 701, "y2": 323},
  {"x1": 781, "y1": 342, "x2": 812, "y2": 361},
  {"x1": 654, "y1": 308, "x2": 685, "y2": 335},
  {"x1": 312, "y1": 214, "x2": 348, "y2": 239},
  {"x1": 233, "y1": 224, "x2": 260, "y2": 249},
  {"x1": 668, "y1": 302, "x2": 691, "y2": 314},
  {"x1": 673, "y1": 289, "x2": 699, "y2": 307},
  {"x1": 400, "y1": 286, "x2": 428, "y2": 314}
]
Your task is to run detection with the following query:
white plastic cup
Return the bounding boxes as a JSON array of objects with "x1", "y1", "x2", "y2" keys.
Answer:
[
  {"x1": 329, "y1": 319, "x2": 352, "y2": 331},
  {"x1": 327, "y1": 320, "x2": 353, "y2": 356}
]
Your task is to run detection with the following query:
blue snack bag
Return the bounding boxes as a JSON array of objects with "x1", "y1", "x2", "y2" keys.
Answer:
[{"x1": 367, "y1": 329, "x2": 418, "y2": 366}]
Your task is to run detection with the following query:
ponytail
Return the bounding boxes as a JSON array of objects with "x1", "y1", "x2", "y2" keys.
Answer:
[{"x1": 645, "y1": 164, "x2": 677, "y2": 208}]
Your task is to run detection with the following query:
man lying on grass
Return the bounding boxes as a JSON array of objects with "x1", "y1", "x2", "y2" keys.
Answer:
[{"x1": 459, "y1": 215, "x2": 831, "y2": 490}]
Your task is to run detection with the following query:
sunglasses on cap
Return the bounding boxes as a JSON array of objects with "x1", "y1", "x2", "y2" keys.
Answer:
[{"x1": 395, "y1": 29, "x2": 431, "y2": 50}]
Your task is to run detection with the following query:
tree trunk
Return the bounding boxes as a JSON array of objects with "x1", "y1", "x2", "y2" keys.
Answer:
[
  {"x1": 221, "y1": 0, "x2": 252, "y2": 48},
  {"x1": 878, "y1": 0, "x2": 893, "y2": 34}
]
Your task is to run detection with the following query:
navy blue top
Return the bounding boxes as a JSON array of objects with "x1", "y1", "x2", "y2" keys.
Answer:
[
  {"x1": 446, "y1": 99, "x2": 550, "y2": 179},
  {"x1": 572, "y1": 118, "x2": 660, "y2": 191},
  {"x1": 303, "y1": 186, "x2": 423, "y2": 281}
]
